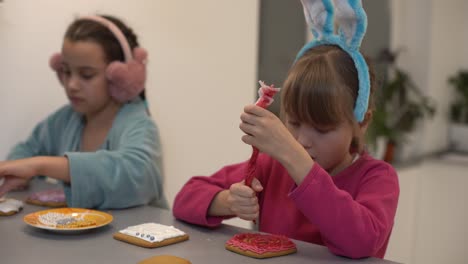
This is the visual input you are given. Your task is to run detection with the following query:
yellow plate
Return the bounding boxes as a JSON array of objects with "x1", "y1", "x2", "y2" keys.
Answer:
[{"x1": 24, "y1": 208, "x2": 113, "y2": 233}]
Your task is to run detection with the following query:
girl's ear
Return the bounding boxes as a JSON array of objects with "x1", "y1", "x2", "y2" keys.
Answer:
[{"x1": 359, "y1": 110, "x2": 372, "y2": 131}]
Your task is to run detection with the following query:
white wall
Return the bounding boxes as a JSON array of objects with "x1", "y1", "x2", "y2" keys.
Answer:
[
  {"x1": 390, "y1": 0, "x2": 468, "y2": 158},
  {"x1": 421, "y1": 0, "x2": 468, "y2": 154},
  {"x1": 149, "y1": 1, "x2": 259, "y2": 228},
  {"x1": 0, "y1": 0, "x2": 259, "y2": 224}
]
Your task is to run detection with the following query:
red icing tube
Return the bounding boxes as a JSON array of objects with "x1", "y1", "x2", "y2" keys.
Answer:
[{"x1": 245, "y1": 81, "x2": 280, "y2": 187}]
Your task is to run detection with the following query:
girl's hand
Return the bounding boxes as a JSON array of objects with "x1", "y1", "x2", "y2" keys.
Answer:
[
  {"x1": 226, "y1": 178, "x2": 263, "y2": 221},
  {"x1": 240, "y1": 104, "x2": 300, "y2": 163},
  {"x1": 240, "y1": 104, "x2": 314, "y2": 185},
  {"x1": 0, "y1": 158, "x2": 39, "y2": 196},
  {"x1": 0, "y1": 176, "x2": 30, "y2": 197}
]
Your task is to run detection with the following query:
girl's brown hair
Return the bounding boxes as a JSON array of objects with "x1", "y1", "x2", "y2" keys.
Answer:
[{"x1": 281, "y1": 45, "x2": 376, "y2": 152}]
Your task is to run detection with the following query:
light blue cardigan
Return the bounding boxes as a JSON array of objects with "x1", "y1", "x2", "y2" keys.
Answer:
[{"x1": 8, "y1": 99, "x2": 168, "y2": 209}]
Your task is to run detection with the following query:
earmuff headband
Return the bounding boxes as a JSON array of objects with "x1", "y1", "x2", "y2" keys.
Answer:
[{"x1": 80, "y1": 15, "x2": 132, "y2": 62}]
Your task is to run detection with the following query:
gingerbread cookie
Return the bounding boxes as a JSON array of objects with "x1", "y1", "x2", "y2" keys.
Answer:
[
  {"x1": 138, "y1": 255, "x2": 191, "y2": 264},
  {"x1": 0, "y1": 198, "x2": 24, "y2": 216},
  {"x1": 26, "y1": 189, "x2": 67, "y2": 207},
  {"x1": 113, "y1": 223, "x2": 189, "y2": 248},
  {"x1": 225, "y1": 233, "x2": 297, "y2": 259}
]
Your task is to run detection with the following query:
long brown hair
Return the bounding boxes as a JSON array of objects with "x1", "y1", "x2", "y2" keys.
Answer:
[{"x1": 281, "y1": 45, "x2": 376, "y2": 153}]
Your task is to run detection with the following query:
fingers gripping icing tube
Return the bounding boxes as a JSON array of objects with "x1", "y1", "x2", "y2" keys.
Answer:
[{"x1": 245, "y1": 81, "x2": 281, "y2": 187}]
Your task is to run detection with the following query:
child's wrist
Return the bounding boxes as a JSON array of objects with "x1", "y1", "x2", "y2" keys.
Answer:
[
  {"x1": 278, "y1": 142, "x2": 305, "y2": 168},
  {"x1": 280, "y1": 145, "x2": 314, "y2": 185},
  {"x1": 30, "y1": 156, "x2": 44, "y2": 177},
  {"x1": 209, "y1": 190, "x2": 234, "y2": 216},
  {"x1": 33, "y1": 156, "x2": 69, "y2": 182}
]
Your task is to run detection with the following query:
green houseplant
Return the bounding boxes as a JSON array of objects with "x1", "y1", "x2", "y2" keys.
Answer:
[
  {"x1": 367, "y1": 49, "x2": 436, "y2": 163},
  {"x1": 448, "y1": 70, "x2": 468, "y2": 152},
  {"x1": 448, "y1": 71, "x2": 468, "y2": 124}
]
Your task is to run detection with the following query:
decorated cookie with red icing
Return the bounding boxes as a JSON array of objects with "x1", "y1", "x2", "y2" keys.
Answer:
[
  {"x1": 26, "y1": 189, "x2": 67, "y2": 207},
  {"x1": 225, "y1": 233, "x2": 297, "y2": 259}
]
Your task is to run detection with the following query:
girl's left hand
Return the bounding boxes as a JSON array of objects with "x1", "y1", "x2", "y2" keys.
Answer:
[{"x1": 240, "y1": 104, "x2": 300, "y2": 163}]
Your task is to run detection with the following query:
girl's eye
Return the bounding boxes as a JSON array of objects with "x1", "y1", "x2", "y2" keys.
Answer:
[
  {"x1": 62, "y1": 69, "x2": 71, "y2": 76},
  {"x1": 316, "y1": 126, "x2": 334, "y2": 134},
  {"x1": 288, "y1": 120, "x2": 300, "y2": 127},
  {"x1": 80, "y1": 73, "x2": 95, "y2": 80}
]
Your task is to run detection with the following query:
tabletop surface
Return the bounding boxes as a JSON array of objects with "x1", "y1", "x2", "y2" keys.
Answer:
[{"x1": 0, "y1": 179, "x2": 400, "y2": 264}]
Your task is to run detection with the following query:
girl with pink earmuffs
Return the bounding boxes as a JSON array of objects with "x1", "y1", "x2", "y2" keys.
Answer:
[{"x1": 0, "y1": 15, "x2": 168, "y2": 209}]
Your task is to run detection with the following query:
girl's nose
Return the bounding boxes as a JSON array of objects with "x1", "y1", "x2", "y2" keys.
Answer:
[
  {"x1": 296, "y1": 126, "x2": 313, "y2": 149},
  {"x1": 66, "y1": 75, "x2": 80, "y2": 91}
]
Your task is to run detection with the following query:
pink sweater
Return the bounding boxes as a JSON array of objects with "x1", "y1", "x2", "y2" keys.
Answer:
[{"x1": 173, "y1": 152, "x2": 399, "y2": 259}]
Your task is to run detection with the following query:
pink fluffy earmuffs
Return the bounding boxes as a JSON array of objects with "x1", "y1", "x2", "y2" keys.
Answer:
[{"x1": 49, "y1": 15, "x2": 147, "y2": 103}]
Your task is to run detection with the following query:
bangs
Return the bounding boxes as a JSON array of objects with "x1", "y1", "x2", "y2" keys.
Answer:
[{"x1": 282, "y1": 50, "x2": 356, "y2": 127}]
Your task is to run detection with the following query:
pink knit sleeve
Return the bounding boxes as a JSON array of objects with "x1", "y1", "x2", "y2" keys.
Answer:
[
  {"x1": 173, "y1": 162, "x2": 248, "y2": 227},
  {"x1": 289, "y1": 162, "x2": 399, "y2": 259}
]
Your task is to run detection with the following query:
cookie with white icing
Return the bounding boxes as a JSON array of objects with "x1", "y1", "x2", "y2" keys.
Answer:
[
  {"x1": 0, "y1": 198, "x2": 24, "y2": 216},
  {"x1": 113, "y1": 223, "x2": 189, "y2": 248}
]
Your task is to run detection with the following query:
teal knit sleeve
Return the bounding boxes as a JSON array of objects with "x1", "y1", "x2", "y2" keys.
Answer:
[
  {"x1": 64, "y1": 118, "x2": 167, "y2": 210},
  {"x1": 7, "y1": 106, "x2": 72, "y2": 160},
  {"x1": 7, "y1": 123, "x2": 47, "y2": 160}
]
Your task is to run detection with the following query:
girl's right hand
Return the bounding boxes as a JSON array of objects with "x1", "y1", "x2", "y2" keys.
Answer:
[
  {"x1": 0, "y1": 176, "x2": 30, "y2": 197},
  {"x1": 0, "y1": 158, "x2": 39, "y2": 197},
  {"x1": 226, "y1": 178, "x2": 263, "y2": 221}
]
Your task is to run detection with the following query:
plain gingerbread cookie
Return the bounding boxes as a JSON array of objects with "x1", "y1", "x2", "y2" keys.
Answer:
[{"x1": 138, "y1": 255, "x2": 191, "y2": 264}]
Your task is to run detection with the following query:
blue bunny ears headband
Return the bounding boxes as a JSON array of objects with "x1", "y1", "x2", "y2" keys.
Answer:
[{"x1": 296, "y1": 0, "x2": 370, "y2": 122}]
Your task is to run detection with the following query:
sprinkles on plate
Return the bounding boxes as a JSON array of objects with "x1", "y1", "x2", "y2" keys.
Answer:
[{"x1": 38, "y1": 212, "x2": 96, "y2": 228}]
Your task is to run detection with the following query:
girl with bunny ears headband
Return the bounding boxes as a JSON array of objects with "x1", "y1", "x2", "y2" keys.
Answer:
[
  {"x1": 0, "y1": 15, "x2": 168, "y2": 210},
  {"x1": 296, "y1": 0, "x2": 370, "y2": 122},
  {"x1": 173, "y1": 0, "x2": 399, "y2": 259}
]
